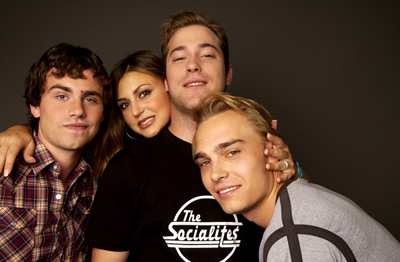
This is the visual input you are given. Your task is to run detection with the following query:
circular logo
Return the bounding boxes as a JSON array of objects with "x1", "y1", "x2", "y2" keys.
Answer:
[{"x1": 163, "y1": 195, "x2": 243, "y2": 262}]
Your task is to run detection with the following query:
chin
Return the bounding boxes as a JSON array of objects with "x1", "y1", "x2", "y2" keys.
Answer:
[
  {"x1": 142, "y1": 129, "x2": 159, "y2": 138},
  {"x1": 220, "y1": 204, "x2": 240, "y2": 215}
]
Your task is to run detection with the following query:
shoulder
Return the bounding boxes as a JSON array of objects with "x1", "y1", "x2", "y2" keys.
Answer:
[
  {"x1": 109, "y1": 135, "x2": 165, "y2": 167},
  {"x1": 286, "y1": 179, "x2": 361, "y2": 211},
  {"x1": 99, "y1": 131, "x2": 172, "y2": 184}
]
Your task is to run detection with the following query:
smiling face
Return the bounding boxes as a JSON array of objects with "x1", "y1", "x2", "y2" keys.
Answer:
[
  {"x1": 194, "y1": 110, "x2": 275, "y2": 218},
  {"x1": 116, "y1": 71, "x2": 171, "y2": 138},
  {"x1": 164, "y1": 25, "x2": 232, "y2": 114},
  {"x1": 30, "y1": 69, "x2": 104, "y2": 156}
]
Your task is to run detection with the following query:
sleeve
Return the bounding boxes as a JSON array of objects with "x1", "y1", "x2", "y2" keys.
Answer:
[{"x1": 85, "y1": 152, "x2": 137, "y2": 251}]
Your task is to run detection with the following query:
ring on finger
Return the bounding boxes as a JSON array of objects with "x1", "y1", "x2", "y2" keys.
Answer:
[{"x1": 281, "y1": 160, "x2": 289, "y2": 171}]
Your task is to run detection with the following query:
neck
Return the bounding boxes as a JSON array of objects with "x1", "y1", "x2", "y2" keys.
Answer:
[
  {"x1": 168, "y1": 107, "x2": 198, "y2": 143},
  {"x1": 36, "y1": 129, "x2": 83, "y2": 187},
  {"x1": 43, "y1": 144, "x2": 82, "y2": 186},
  {"x1": 53, "y1": 152, "x2": 81, "y2": 186},
  {"x1": 243, "y1": 172, "x2": 283, "y2": 229}
]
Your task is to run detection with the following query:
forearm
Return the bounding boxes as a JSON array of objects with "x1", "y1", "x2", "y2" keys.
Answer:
[
  {"x1": 0, "y1": 125, "x2": 35, "y2": 176},
  {"x1": 91, "y1": 248, "x2": 129, "y2": 262}
]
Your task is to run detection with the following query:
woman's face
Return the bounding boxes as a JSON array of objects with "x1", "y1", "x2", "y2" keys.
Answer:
[{"x1": 116, "y1": 71, "x2": 170, "y2": 138}]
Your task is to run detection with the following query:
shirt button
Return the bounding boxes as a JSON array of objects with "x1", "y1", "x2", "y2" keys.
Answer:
[
  {"x1": 56, "y1": 194, "x2": 62, "y2": 200},
  {"x1": 53, "y1": 165, "x2": 58, "y2": 170},
  {"x1": 11, "y1": 221, "x2": 16, "y2": 227}
]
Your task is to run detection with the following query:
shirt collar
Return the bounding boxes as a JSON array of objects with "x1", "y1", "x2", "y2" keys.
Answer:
[{"x1": 30, "y1": 131, "x2": 90, "y2": 177}]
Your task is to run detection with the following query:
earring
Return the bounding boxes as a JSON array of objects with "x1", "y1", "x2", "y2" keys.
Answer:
[{"x1": 125, "y1": 125, "x2": 141, "y2": 140}]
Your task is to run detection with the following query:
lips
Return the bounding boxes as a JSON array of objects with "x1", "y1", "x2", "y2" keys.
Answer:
[
  {"x1": 217, "y1": 185, "x2": 240, "y2": 197},
  {"x1": 138, "y1": 116, "x2": 155, "y2": 129},
  {"x1": 184, "y1": 80, "x2": 207, "y2": 87},
  {"x1": 64, "y1": 123, "x2": 88, "y2": 131}
]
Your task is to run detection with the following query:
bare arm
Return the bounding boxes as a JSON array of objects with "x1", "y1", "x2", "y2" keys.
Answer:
[
  {"x1": 0, "y1": 125, "x2": 35, "y2": 176},
  {"x1": 91, "y1": 248, "x2": 129, "y2": 262}
]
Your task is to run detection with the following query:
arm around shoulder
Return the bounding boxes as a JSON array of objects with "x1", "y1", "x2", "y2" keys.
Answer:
[
  {"x1": 0, "y1": 125, "x2": 35, "y2": 176},
  {"x1": 91, "y1": 248, "x2": 129, "y2": 262}
]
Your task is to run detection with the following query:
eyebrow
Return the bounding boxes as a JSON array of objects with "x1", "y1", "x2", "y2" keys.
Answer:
[
  {"x1": 216, "y1": 139, "x2": 244, "y2": 152},
  {"x1": 49, "y1": 85, "x2": 72, "y2": 93},
  {"x1": 82, "y1": 90, "x2": 102, "y2": 98},
  {"x1": 116, "y1": 83, "x2": 149, "y2": 103},
  {"x1": 169, "y1": 43, "x2": 221, "y2": 57},
  {"x1": 49, "y1": 85, "x2": 102, "y2": 98},
  {"x1": 200, "y1": 43, "x2": 220, "y2": 53},
  {"x1": 193, "y1": 139, "x2": 244, "y2": 161}
]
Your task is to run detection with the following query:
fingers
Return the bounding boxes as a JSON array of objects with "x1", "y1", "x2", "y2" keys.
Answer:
[
  {"x1": 267, "y1": 133, "x2": 288, "y2": 150},
  {"x1": 23, "y1": 140, "x2": 36, "y2": 164},
  {"x1": 276, "y1": 169, "x2": 295, "y2": 183},
  {"x1": 0, "y1": 125, "x2": 36, "y2": 177},
  {"x1": 2, "y1": 143, "x2": 35, "y2": 177},
  {"x1": 2, "y1": 146, "x2": 18, "y2": 177},
  {"x1": 1, "y1": 145, "x2": 20, "y2": 177},
  {"x1": 266, "y1": 161, "x2": 296, "y2": 183},
  {"x1": 271, "y1": 120, "x2": 277, "y2": 130},
  {"x1": 265, "y1": 133, "x2": 296, "y2": 183},
  {"x1": 264, "y1": 133, "x2": 289, "y2": 164},
  {"x1": 264, "y1": 147, "x2": 290, "y2": 162},
  {"x1": 0, "y1": 145, "x2": 5, "y2": 176}
]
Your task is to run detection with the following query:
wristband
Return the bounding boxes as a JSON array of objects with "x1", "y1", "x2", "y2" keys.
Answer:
[{"x1": 296, "y1": 161, "x2": 303, "y2": 179}]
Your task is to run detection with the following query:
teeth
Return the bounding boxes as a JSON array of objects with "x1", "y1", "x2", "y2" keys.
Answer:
[
  {"x1": 219, "y1": 186, "x2": 238, "y2": 194},
  {"x1": 186, "y1": 82, "x2": 204, "y2": 87},
  {"x1": 140, "y1": 117, "x2": 154, "y2": 126}
]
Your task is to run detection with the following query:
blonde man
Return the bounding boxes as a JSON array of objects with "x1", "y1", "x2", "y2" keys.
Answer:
[{"x1": 192, "y1": 93, "x2": 400, "y2": 262}]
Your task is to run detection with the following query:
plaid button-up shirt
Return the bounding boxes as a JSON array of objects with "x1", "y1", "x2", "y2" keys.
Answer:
[{"x1": 0, "y1": 133, "x2": 97, "y2": 261}]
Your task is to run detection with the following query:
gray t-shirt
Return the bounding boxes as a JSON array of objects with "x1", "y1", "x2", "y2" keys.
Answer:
[{"x1": 260, "y1": 179, "x2": 400, "y2": 261}]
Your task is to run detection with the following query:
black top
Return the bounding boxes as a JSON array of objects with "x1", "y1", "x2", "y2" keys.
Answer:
[{"x1": 86, "y1": 128, "x2": 263, "y2": 261}]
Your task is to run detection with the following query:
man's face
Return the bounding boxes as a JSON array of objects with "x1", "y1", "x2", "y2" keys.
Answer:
[
  {"x1": 30, "y1": 69, "x2": 104, "y2": 155},
  {"x1": 194, "y1": 110, "x2": 274, "y2": 217},
  {"x1": 164, "y1": 25, "x2": 232, "y2": 114}
]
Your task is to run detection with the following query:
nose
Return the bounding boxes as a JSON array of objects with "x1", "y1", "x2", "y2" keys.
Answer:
[
  {"x1": 131, "y1": 102, "x2": 144, "y2": 117},
  {"x1": 187, "y1": 57, "x2": 201, "y2": 73},
  {"x1": 210, "y1": 162, "x2": 228, "y2": 182},
  {"x1": 69, "y1": 99, "x2": 86, "y2": 118}
]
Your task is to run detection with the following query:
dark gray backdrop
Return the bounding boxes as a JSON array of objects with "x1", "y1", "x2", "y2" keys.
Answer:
[{"x1": 1, "y1": 0, "x2": 399, "y2": 241}]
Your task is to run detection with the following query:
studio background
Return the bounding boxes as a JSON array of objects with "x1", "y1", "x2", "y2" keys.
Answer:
[{"x1": 1, "y1": 1, "x2": 399, "y2": 241}]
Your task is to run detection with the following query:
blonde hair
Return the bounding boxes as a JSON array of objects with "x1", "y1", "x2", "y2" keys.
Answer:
[{"x1": 192, "y1": 92, "x2": 280, "y2": 154}]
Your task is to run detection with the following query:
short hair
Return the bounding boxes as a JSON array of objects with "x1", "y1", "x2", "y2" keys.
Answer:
[
  {"x1": 161, "y1": 10, "x2": 230, "y2": 75},
  {"x1": 24, "y1": 43, "x2": 110, "y2": 131},
  {"x1": 192, "y1": 92, "x2": 280, "y2": 154}
]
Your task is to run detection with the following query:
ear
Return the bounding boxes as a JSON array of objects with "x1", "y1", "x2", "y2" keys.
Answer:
[
  {"x1": 30, "y1": 104, "x2": 40, "y2": 118},
  {"x1": 225, "y1": 65, "x2": 233, "y2": 87},
  {"x1": 164, "y1": 79, "x2": 169, "y2": 92}
]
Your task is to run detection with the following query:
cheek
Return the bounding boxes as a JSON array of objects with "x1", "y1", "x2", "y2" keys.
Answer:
[
  {"x1": 152, "y1": 96, "x2": 171, "y2": 119},
  {"x1": 166, "y1": 63, "x2": 183, "y2": 80},
  {"x1": 201, "y1": 173, "x2": 212, "y2": 192},
  {"x1": 122, "y1": 111, "x2": 136, "y2": 126},
  {"x1": 91, "y1": 105, "x2": 104, "y2": 123},
  {"x1": 159, "y1": 103, "x2": 171, "y2": 125}
]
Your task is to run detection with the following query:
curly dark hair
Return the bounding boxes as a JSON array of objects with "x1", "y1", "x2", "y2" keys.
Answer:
[{"x1": 24, "y1": 43, "x2": 111, "y2": 131}]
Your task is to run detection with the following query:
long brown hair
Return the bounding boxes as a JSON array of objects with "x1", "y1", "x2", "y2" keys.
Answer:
[{"x1": 92, "y1": 50, "x2": 164, "y2": 178}]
